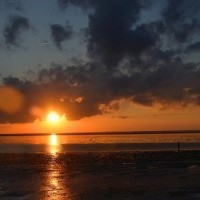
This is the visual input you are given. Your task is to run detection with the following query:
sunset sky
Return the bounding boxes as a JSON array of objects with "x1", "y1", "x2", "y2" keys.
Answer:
[{"x1": 0, "y1": 0, "x2": 200, "y2": 133}]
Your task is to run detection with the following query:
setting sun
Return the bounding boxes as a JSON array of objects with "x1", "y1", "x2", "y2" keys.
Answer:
[{"x1": 46, "y1": 111, "x2": 60, "y2": 123}]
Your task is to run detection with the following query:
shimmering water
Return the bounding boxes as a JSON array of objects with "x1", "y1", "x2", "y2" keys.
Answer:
[
  {"x1": 0, "y1": 133, "x2": 200, "y2": 152},
  {"x1": 1, "y1": 134, "x2": 200, "y2": 199},
  {"x1": 1, "y1": 133, "x2": 200, "y2": 144}
]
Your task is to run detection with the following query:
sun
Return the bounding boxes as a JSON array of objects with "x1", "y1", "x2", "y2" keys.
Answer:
[{"x1": 46, "y1": 111, "x2": 60, "y2": 123}]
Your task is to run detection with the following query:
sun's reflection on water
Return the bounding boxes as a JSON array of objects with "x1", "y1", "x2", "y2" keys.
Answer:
[
  {"x1": 50, "y1": 134, "x2": 58, "y2": 146},
  {"x1": 45, "y1": 163, "x2": 64, "y2": 200},
  {"x1": 44, "y1": 134, "x2": 71, "y2": 199},
  {"x1": 49, "y1": 134, "x2": 60, "y2": 156}
]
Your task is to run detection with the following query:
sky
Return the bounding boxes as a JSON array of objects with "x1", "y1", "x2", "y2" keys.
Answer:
[{"x1": 0, "y1": 0, "x2": 200, "y2": 133}]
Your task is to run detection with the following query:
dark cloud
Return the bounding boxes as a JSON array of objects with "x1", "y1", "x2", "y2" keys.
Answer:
[
  {"x1": 163, "y1": 0, "x2": 200, "y2": 24},
  {"x1": 0, "y1": 64, "x2": 106, "y2": 122},
  {"x1": 50, "y1": 22, "x2": 73, "y2": 50},
  {"x1": 186, "y1": 41, "x2": 200, "y2": 52},
  {"x1": 57, "y1": 0, "x2": 155, "y2": 67},
  {"x1": 57, "y1": 0, "x2": 151, "y2": 10},
  {"x1": 57, "y1": 0, "x2": 94, "y2": 10},
  {"x1": 57, "y1": 0, "x2": 200, "y2": 49},
  {"x1": 86, "y1": 0, "x2": 156, "y2": 67},
  {"x1": 1, "y1": 0, "x2": 200, "y2": 123},
  {"x1": 57, "y1": 0, "x2": 200, "y2": 60},
  {"x1": 0, "y1": 0, "x2": 23, "y2": 11},
  {"x1": 3, "y1": 15, "x2": 30, "y2": 47},
  {"x1": 162, "y1": 0, "x2": 200, "y2": 43},
  {"x1": 1, "y1": 55, "x2": 200, "y2": 123}
]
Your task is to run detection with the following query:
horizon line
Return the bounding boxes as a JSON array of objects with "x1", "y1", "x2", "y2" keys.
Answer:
[{"x1": 0, "y1": 130, "x2": 200, "y2": 136}]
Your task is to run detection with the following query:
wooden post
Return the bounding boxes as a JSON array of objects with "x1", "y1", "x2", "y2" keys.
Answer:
[{"x1": 178, "y1": 142, "x2": 180, "y2": 153}]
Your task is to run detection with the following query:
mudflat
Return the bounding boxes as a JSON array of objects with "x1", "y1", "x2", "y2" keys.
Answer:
[{"x1": 0, "y1": 151, "x2": 200, "y2": 200}]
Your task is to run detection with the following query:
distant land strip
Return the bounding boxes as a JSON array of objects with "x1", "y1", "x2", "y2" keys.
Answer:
[{"x1": 0, "y1": 130, "x2": 200, "y2": 136}]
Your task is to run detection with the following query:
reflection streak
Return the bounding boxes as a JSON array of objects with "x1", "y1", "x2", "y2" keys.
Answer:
[
  {"x1": 49, "y1": 134, "x2": 60, "y2": 156},
  {"x1": 43, "y1": 134, "x2": 71, "y2": 199}
]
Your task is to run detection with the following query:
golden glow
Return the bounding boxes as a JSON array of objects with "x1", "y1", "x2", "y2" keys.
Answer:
[
  {"x1": 1, "y1": 100, "x2": 200, "y2": 133},
  {"x1": 0, "y1": 86, "x2": 23, "y2": 113},
  {"x1": 46, "y1": 111, "x2": 60, "y2": 123},
  {"x1": 49, "y1": 134, "x2": 60, "y2": 156},
  {"x1": 45, "y1": 161, "x2": 70, "y2": 199},
  {"x1": 46, "y1": 134, "x2": 69, "y2": 199},
  {"x1": 50, "y1": 134, "x2": 58, "y2": 146}
]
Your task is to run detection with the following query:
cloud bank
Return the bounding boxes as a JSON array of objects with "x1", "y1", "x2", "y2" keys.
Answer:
[{"x1": 0, "y1": 0, "x2": 200, "y2": 123}]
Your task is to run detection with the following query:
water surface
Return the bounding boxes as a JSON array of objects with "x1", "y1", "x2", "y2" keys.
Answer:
[{"x1": 1, "y1": 132, "x2": 200, "y2": 153}]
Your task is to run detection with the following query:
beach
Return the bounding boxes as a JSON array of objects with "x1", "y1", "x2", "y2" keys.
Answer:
[{"x1": 1, "y1": 151, "x2": 200, "y2": 200}]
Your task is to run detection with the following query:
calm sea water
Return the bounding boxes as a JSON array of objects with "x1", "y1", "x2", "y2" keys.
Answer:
[
  {"x1": 0, "y1": 133, "x2": 200, "y2": 152},
  {"x1": 1, "y1": 133, "x2": 200, "y2": 199}
]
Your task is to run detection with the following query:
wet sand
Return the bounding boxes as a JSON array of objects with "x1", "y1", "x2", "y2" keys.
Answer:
[{"x1": 1, "y1": 151, "x2": 200, "y2": 199}]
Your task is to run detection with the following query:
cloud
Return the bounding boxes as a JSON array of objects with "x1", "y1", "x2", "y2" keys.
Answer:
[
  {"x1": 0, "y1": 0, "x2": 23, "y2": 11},
  {"x1": 0, "y1": 65, "x2": 104, "y2": 122},
  {"x1": 162, "y1": 0, "x2": 200, "y2": 43},
  {"x1": 186, "y1": 41, "x2": 200, "y2": 52},
  {"x1": 57, "y1": 0, "x2": 156, "y2": 67},
  {"x1": 162, "y1": 0, "x2": 200, "y2": 24},
  {"x1": 1, "y1": 55, "x2": 200, "y2": 123},
  {"x1": 3, "y1": 15, "x2": 30, "y2": 47},
  {"x1": 1, "y1": 0, "x2": 200, "y2": 123},
  {"x1": 57, "y1": 0, "x2": 200, "y2": 58},
  {"x1": 57, "y1": 0, "x2": 94, "y2": 10},
  {"x1": 50, "y1": 22, "x2": 73, "y2": 50},
  {"x1": 87, "y1": 0, "x2": 156, "y2": 67}
]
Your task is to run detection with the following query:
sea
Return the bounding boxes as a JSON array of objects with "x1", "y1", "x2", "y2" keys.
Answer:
[
  {"x1": 1, "y1": 132, "x2": 200, "y2": 153},
  {"x1": 1, "y1": 132, "x2": 200, "y2": 199}
]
